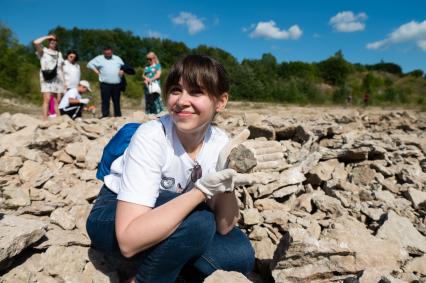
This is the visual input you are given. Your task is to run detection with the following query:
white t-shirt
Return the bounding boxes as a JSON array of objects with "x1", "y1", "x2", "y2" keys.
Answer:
[
  {"x1": 59, "y1": 88, "x2": 81, "y2": 111},
  {"x1": 63, "y1": 60, "x2": 81, "y2": 89},
  {"x1": 104, "y1": 115, "x2": 229, "y2": 207}
]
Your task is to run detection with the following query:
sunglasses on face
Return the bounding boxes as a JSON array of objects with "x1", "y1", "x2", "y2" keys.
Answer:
[{"x1": 182, "y1": 162, "x2": 202, "y2": 193}]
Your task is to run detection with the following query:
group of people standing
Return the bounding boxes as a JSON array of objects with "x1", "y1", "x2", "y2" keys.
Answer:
[{"x1": 34, "y1": 34, "x2": 164, "y2": 120}]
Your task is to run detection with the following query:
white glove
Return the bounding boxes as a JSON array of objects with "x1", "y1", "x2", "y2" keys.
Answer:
[
  {"x1": 79, "y1": 98, "x2": 89, "y2": 104},
  {"x1": 195, "y1": 169, "x2": 237, "y2": 199},
  {"x1": 216, "y1": 129, "x2": 250, "y2": 171}
]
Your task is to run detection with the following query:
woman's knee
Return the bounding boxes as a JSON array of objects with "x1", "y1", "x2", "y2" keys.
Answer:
[
  {"x1": 175, "y1": 209, "x2": 216, "y2": 252},
  {"x1": 199, "y1": 227, "x2": 255, "y2": 275},
  {"x1": 86, "y1": 188, "x2": 119, "y2": 253}
]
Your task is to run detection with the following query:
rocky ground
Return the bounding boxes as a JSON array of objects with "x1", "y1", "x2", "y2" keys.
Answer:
[{"x1": 0, "y1": 104, "x2": 426, "y2": 282}]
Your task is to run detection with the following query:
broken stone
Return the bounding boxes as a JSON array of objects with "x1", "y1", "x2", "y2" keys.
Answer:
[
  {"x1": 376, "y1": 210, "x2": 426, "y2": 253},
  {"x1": 248, "y1": 124, "x2": 275, "y2": 140},
  {"x1": 204, "y1": 270, "x2": 252, "y2": 283},
  {"x1": 240, "y1": 208, "x2": 263, "y2": 225},
  {"x1": 42, "y1": 246, "x2": 88, "y2": 281},
  {"x1": 249, "y1": 226, "x2": 269, "y2": 241},
  {"x1": 312, "y1": 194, "x2": 346, "y2": 216},
  {"x1": 50, "y1": 208, "x2": 76, "y2": 230},
  {"x1": 2, "y1": 185, "x2": 30, "y2": 208},
  {"x1": 307, "y1": 159, "x2": 341, "y2": 185},
  {"x1": 0, "y1": 215, "x2": 47, "y2": 269},
  {"x1": 404, "y1": 254, "x2": 426, "y2": 275},
  {"x1": 360, "y1": 203, "x2": 384, "y2": 221},
  {"x1": 18, "y1": 160, "x2": 53, "y2": 187},
  {"x1": 229, "y1": 139, "x2": 284, "y2": 173},
  {"x1": 375, "y1": 190, "x2": 397, "y2": 208},
  {"x1": 34, "y1": 229, "x2": 90, "y2": 249},
  {"x1": 56, "y1": 150, "x2": 74, "y2": 164},
  {"x1": 64, "y1": 142, "x2": 88, "y2": 162},
  {"x1": 405, "y1": 188, "x2": 426, "y2": 208},
  {"x1": 350, "y1": 165, "x2": 377, "y2": 186},
  {"x1": 251, "y1": 237, "x2": 276, "y2": 260},
  {"x1": 272, "y1": 184, "x2": 300, "y2": 198},
  {"x1": 0, "y1": 156, "x2": 23, "y2": 176},
  {"x1": 261, "y1": 210, "x2": 290, "y2": 226},
  {"x1": 254, "y1": 198, "x2": 290, "y2": 211}
]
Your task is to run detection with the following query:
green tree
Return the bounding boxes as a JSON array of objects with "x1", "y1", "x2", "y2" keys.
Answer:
[
  {"x1": 366, "y1": 60, "x2": 402, "y2": 75},
  {"x1": 0, "y1": 22, "x2": 39, "y2": 101},
  {"x1": 278, "y1": 61, "x2": 319, "y2": 81},
  {"x1": 317, "y1": 50, "x2": 352, "y2": 86},
  {"x1": 407, "y1": 69, "x2": 424, "y2": 78}
]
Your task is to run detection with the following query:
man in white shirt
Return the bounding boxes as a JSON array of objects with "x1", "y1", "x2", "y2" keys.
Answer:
[
  {"x1": 59, "y1": 80, "x2": 91, "y2": 119},
  {"x1": 87, "y1": 47, "x2": 124, "y2": 118}
]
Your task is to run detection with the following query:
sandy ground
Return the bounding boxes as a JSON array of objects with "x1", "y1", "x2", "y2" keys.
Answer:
[{"x1": 0, "y1": 97, "x2": 424, "y2": 120}]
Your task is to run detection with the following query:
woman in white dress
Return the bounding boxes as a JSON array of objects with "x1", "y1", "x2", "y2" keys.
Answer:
[
  {"x1": 63, "y1": 50, "x2": 81, "y2": 90},
  {"x1": 33, "y1": 34, "x2": 65, "y2": 120}
]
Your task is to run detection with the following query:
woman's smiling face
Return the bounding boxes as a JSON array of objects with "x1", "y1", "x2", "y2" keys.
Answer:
[{"x1": 167, "y1": 80, "x2": 228, "y2": 135}]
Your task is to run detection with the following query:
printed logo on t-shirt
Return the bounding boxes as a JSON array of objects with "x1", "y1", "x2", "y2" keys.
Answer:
[{"x1": 160, "y1": 176, "x2": 175, "y2": 191}]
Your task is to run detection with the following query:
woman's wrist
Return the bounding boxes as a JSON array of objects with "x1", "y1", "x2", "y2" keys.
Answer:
[{"x1": 190, "y1": 187, "x2": 208, "y2": 202}]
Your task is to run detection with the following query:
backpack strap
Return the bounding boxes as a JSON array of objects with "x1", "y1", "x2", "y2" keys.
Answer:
[
  {"x1": 96, "y1": 123, "x2": 141, "y2": 181},
  {"x1": 96, "y1": 118, "x2": 167, "y2": 182},
  {"x1": 159, "y1": 117, "x2": 166, "y2": 135}
]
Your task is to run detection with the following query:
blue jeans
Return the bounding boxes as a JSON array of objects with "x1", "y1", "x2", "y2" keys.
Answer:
[{"x1": 86, "y1": 186, "x2": 255, "y2": 283}]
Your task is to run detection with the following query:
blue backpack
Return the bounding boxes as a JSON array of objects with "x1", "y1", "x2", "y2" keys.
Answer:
[{"x1": 96, "y1": 123, "x2": 141, "y2": 181}]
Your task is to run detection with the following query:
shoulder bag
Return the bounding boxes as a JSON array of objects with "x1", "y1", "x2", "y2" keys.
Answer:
[
  {"x1": 42, "y1": 51, "x2": 59, "y2": 81},
  {"x1": 148, "y1": 80, "x2": 161, "y2": 95}
]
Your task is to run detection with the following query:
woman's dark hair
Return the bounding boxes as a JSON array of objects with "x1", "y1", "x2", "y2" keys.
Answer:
[
  {"x1": 164, "y1": 55, "x2": 229, "y2": 99},
  {"x1": 66, "y1": 50, "x2": 79, "y2": 62}
]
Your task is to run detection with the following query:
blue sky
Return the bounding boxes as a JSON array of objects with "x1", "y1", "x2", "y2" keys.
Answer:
[{"x1": 2, "y1": 0, "x2": 426, "y2": 72}]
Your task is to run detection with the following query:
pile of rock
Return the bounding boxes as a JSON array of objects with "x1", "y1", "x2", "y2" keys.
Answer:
[
  {"x1": 223, "y1": 110, "x2": 426, "y2": 282},
  {"x1": 0, "y1": 108, "x2": 425, "y2": 283},
  {"x1": 0, "y1": 112, "x2": 149, "y2": 282}
]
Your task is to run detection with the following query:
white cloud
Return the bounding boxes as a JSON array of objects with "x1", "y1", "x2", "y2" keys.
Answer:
[
  {"x1": 330, "y1": 11, "x2": 367, "y2": 32},
  {"x1": 242, "y1": 24, "x2": 255, "y2": 33},
  {"x1": 147, "y1": 30, "x2": 163, "y2": 38},
  {"x1": 172, "y1": 12, "x2": 205, "y2": 35},
  {"x1": 366, "y1": 40, "x2": 386, "y2": 50},
  {"x1": 367, "y1": 20, "x2": 426, "y2": 51},
  {"x1": 289, "y1": 25, "x2": 303, "y2": 39},
  {"x1": 418, "y1": 40, "x2": 426, "y2": 51},
  {"x1": 249, "y1": 21, "x2": 302, "y2": 40}
]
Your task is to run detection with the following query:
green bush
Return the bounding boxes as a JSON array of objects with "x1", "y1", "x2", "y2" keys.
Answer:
[
  {"x1": 332, "y1": 84, "x2": 351, "y2": 104},
  {"x1": 362, "y1": 72, "x2": 384, "y2": 94}
]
